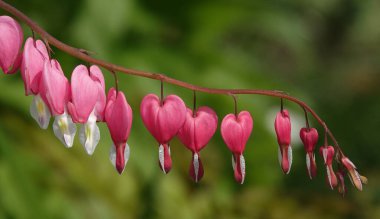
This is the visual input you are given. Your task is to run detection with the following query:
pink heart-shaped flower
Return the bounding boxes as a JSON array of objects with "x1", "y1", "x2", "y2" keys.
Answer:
[
  {"x1": 177, "y1": 106, "x2": 218, "y2": 182},
  {"x1": 221, "y1": 111, "x2": 253, "y2": 184},
  {"x1": 140, "y1": 93, "x2": 186, "y2": 174}
]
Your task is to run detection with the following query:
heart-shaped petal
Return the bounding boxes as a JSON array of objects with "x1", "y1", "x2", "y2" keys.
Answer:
[
  {"x1": 177, "y1": 106, "x2": 218, "y2": 152},
  {"x1": 0, "y1": 16, "x2": 23, "y2": 74},
  {"x1": 221, "y1": 111, "x2": 253, "y2": 154},
  {"x1": 21, "y1": 37, "x2": 49, "y2": 95},
  {"x1": 140, "y1": 94, "x2": 186, "y2": 144}
]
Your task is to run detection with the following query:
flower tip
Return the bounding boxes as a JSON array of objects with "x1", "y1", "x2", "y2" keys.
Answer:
[{"x1": 158, "y1": 144, "x2": 172, "y2": 174}]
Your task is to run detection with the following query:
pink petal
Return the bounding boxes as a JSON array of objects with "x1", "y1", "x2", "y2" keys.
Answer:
[
  {"x1": 300, "y1": 127, "x2": 318, "y2": 153},
  {"x1": 221, "y1": 111, "x2": 253, "y2": 154},
  {"x1": 274, "y1": 109, "x2": 291, "y2": 147},
  {"x1": 69, "y1": 65, "x2": 98, "y2": 123},
  {"x1": 39, "y1": 60, "x2": 69, "y2": 116},
  {"x1": 105, "y1": 89, "x2": 133, "y2": 145},
  {"x1": 140, "y1": 94, "x2": 187, "y2": 144},
  {"x1": 0, "y1": 16, "x2": 23, "y2": 74},
  {"x1": 177, "y1": 106, "x2": 218, "y2": 152},
  {"x1": 89, "y1": 65, "x2": 106, "y2": 121},
  {"x1": 21, "y1": 38, "x2": 49, "y2": 95}
]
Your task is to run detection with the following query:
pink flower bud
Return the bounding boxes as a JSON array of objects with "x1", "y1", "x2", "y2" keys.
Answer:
[
  {"x1": 221, "y1": 111, "x2": 253, "y2": 184},
  {"x1": 105, "y1": 88, "x2": 133, "y2": 174},
  {"x1": 177, "y1": 107, "x2": 218, "y2": 182},
  {"x1": 341, "y1": 156, "x2": 362, "y2": 191},
  {"x1": 300, "y1": 127, "x2": 318, "y2": 179},
  {"x1": 140, "y1": 94, "x2": 186, "y2": 174},
  {"x1": 319, "y1": 146, "x2": 338, "y2": 189},
  {"x1": 0, "y1": 16, "x2": 23, "y2": 74},
  {"x1": 21, "y1": 37, "x2": 49, "y2": 95},
  {"x1": 274, "y1": 109, "x2": 292, "y2": 174}
]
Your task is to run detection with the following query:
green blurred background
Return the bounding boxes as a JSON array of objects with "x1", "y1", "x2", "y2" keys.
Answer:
[{"x1": 1, "y1": 0, "x2": 379, "y2": 218}]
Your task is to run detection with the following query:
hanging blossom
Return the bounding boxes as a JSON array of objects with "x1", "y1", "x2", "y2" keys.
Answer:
[
  {"x1": 21, "y1": 37, "x2": 51, "y2": 129},
  {"x1": 319, "y1": 145, "x2": 338, "y2": 189},
  {"x1": 275, "y1": 109, "x2": 292, "y2": 174},
  {"x1": 300, "y1": 127, "x2": 319, "y2": 179},
  {"x1": 105, "y1": 88, "x2": 133, "y2": 174},
  {"x1": 0, "y1": 16, "x2": 23, "y2": 74},
  {"x1": 68, "y1": 65, "x2": 106, "y2": 155},
  {"x1": 177, "y1": 107, "x2": 218, "y2": 182},
  {"x1": 39, "y1": 59, "x2": 76, "y2": 147},
  {"x1": 140, "y1": 94, "x2": 186, "y2": 174},
  {"x1": 221, "y1": 111, "x2": 253, "y2": 184}
]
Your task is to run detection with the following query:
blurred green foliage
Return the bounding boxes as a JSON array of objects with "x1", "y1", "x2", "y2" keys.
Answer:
[{"x1": 1, "y1": 0, "x2": 380, "y2": 218}]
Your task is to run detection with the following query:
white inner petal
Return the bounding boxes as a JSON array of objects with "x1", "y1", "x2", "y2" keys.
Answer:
[
  {"x1": 286, "y1": 146, "x2": 292, "y2": 174},
  {"x1": 322, "y1": 148, "x2": 328, "y2": 164},
  {"x1": 109, "y1": 143, "x2": 130, "y2": 173},
  {"x1": 193, "y1": 153, "x2": 199, "y2": 182},
  {"x1": 240, "y1": 154, "x2": 246, "y2": 184},
  {"x1": 326, "y1": 166, "x2": 333, "y2": 190},
  {"x1": 159, "y1": 144, "x2": 166, "y2": 174},
  {"x1": 79, "y1": 111, "x2": 100, "y2": 155},
  {"x1": 53, "y1": 110, "x2": 76, "y2": 148},
  {"x1": 30, "y1": 94, "x2": 51, "y2": 129},
  {"x1": 306, "y1": 154, "x2": 311, "y2": 179}
]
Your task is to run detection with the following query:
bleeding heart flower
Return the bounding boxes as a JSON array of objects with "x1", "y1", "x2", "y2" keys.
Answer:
[
  {"x1": 105, "y1": 88, "x2": 133, "y2": 174},
  {"x1": 0, "y1": 16, "x2": 23, "y2": 74},
  {"x1": 336, "y1": 169, "x2": 346, "y2": 197},
  {"x1": 21, "y1": 37, "x2": 51, "y2": 129},
  {"x1": 319, "y1": 146, "x2": 338, "y2": 189},
  {"x1": 177, "y1": 107, "x2": 218, "y2": 182},
  {"x1": 274, "y1": 109, "x2": 292, "y2": 174},
  {"x1": 140, "y1": 94, "x2": 186, "y2": 174},
  {"x1": 67, "y1": 65, "x2": 106, "y2": 155},
  {"x1": 300, "y1": 127, "x2": 318, "y2": 179},
  {"x1": 40, "y1": 59, "x2": 76, "y2": 147},
  {"x1": 340, "y1": 156, "x2": 363, "y2": 191},
  {"x1": 221, "y1": 111, "x2": 253, "y2": 184}
]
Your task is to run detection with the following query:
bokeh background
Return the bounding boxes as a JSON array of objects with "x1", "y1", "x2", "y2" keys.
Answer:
[{"x1": 1, "y1": 0, "x2": 379, "y2": 218}]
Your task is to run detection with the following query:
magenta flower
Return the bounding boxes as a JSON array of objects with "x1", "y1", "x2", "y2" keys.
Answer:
[
  {"x1": 105, "y1": 88, "x2": 133, "y2": 174},
  {"x1": 21, "y1": 37, "x2": 51, "y2": 129},
  {"x1": 221, "y1": 111, "x2": 253, "y2": 184},
  {"x1": 300, "y1": 127, "x2": 318, "y2": 179},
  {"x1": 67, "y1": 65, "x2": 106, "y2": 155},
  {"x1": 39, "y1": 59, "x2": 76, "y2": 147},
  {"x1": 340, "y1": 156, "x2": 363, "y2": 191},
  {"x1": 274, "y1": 109, "x2": 292, "y2": 174},
  {"x1": 177, "y1": 107, "x2": 218, "y2": 182},
  {"x1": 319, "y1": 146, "x2": 338, "y2": 189},
  {"x1": 0, "y1": 16, "x2": 23, "y2": 74},
  {"x1": 140, "y1": 94, "x2": 187, "y2": 174}
]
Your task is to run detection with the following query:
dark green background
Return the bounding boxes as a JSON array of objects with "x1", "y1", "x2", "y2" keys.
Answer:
[{"x1": 1, "y1": 0, "x2": 379, "y2": 218}]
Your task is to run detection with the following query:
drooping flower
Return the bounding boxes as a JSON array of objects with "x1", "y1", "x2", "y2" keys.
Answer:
[
  {"x1": 319, "y1": 145, "x2": 338, "y2": 189},
  {"x1": 340, "y1": 156, "x2": 363, "y2": 191},
  {"x1": 0, "y1": 16, "x2": 23, "y2": 74},
  {"x1": 21, "y1": 37, "x2": 51, "y2": 129},
  {"x1": 221, "y1": 111, "x2": 253, "y2": 184},
  {"x1": 67, "y1": 65, "x2": 106, "y2": 155},
  {"x1": 140, "y1": 94, "x2": 187, "y2": 174},
  {"x1": 105, "y1": 88, "x2": 133, "y2": 174},
  {"x1": 177, "y1": 107, "x2": 218, "y2": 182},
  {"x1": 39, "y1": 59, "x2": 76, "y2": 147},
  {"x1": 336, "y1": 169, "x2": 346, "y2": 197},
  {"x1": 300, "y1": 127, "x2": 318, "y2": 179},
  {"x1": 274, "y1": 109, "x2": 292, "y2": 174}
]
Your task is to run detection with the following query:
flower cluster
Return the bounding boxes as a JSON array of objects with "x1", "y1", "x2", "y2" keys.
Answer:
[{"x1": 0, "y1": 15, "x2": 367, "y2": 194}]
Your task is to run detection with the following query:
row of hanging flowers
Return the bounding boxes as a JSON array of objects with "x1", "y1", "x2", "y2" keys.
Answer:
[{"x1": 0, "y1": 14, "x2": 366, "y2": 196}]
